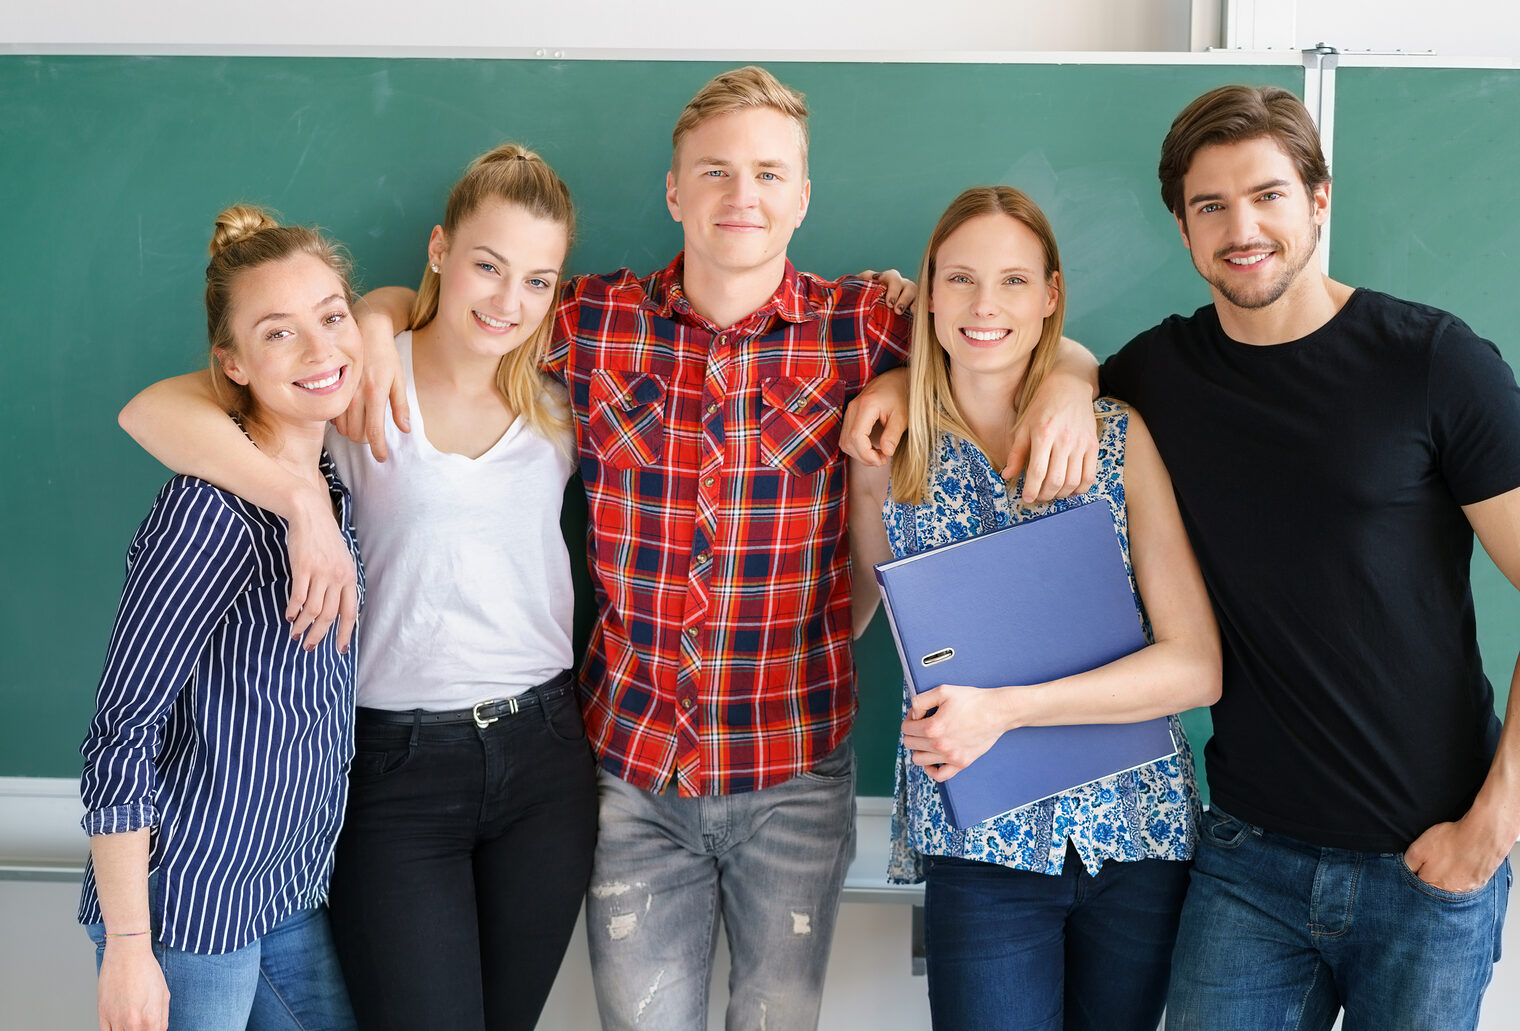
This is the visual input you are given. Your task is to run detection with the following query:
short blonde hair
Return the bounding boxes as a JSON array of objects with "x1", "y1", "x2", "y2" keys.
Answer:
[{"x1": 671, "y1": 66, "x2": 810, "y2": 171}]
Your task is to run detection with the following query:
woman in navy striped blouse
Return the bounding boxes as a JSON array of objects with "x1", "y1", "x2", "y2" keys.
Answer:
[{"x1": 79, "y1": 206, "x2": 364, "y2": 1031}]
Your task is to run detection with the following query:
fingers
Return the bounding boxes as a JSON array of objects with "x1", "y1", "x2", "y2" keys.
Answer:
[
  {"x1": 298, "y1": 580, "x2": 340, "y2": 652},
  {"x1": 389, "y1": 375, "x2": 411, "y2": 435},
  {"x1": 910, "y1": 686, "x2": 942, "y2": 719},
  {"x1": 1018, "y1": 434, "x2": 1052, "y2": 501},
  {"x1": 333, "y1": 583, "x2": 359, "y2": 655},
  {"x1": 1007, "y1": 428, "x2": 1097, "y2": 502},
  {"x1": 364, "y1": 388, "x2": 389, "y2": 462},
  {"x1": 841, "y1": 402, "x2": 890, "y2": 466},
  {"x1": 877, "y1": 405, "x2": 907, "y2": 459},
  {"x1": 1001, "y1": 433, "x2": 1031, "y2": 483},
  {"x1": 285, "y1": 568, "x2": 312, "y2": 629}
]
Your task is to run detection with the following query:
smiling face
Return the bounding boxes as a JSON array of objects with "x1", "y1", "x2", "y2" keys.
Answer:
[
  {"x1": 930, "y1": 212, "x2": 1059, "y2": 391},
  {"x1": 1177, "y1": 135, "x2": 1330, "y2": 313},
  {"x1": 427, "y1": 198, "x2": 569, "y2": 360},
  {"x1": 665, "y1": 106, "x2": 811, "y2": 282},
  {"x1": 215, "y1": 252, "x2": 361, "y2": 430}
]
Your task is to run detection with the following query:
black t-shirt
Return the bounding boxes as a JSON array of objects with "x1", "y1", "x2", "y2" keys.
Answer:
[{"x1": 1100, "y1": 289, "x2": 1520, "y2": 851}]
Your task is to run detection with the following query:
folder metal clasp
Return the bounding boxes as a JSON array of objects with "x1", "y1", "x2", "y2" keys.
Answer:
[{"x1": 919, "y1": 647, "x2": 955, "y2": 667}]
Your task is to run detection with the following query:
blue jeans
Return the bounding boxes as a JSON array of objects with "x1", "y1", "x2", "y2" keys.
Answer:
[
  {"x1": 923, "y1": 847, "x2": 1191, "y2": 1031},
  {"x1": 1166, "y1": 805, "x2": 1511, "y2": 1031},
  {"x1": 585, "y1": 739, "x2": 857, "y2": 1031},
  {"x1": 87, "y1": 906, "x2": 354, "y2": 1030},
  {"x1": 327, "y1": 675, "x2": 599, "y2": 1031}
]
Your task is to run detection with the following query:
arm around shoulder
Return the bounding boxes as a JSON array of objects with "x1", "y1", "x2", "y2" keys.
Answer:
[{"x1": 117, "y1": 369, "x2": 358, "y2": 651}]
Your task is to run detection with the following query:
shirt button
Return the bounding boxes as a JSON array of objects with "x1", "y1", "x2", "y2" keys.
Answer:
[
  {"x1": 681, "y1": 697, "x2": 694, "y2": 709},
  {"x1": 696, "y1": 551, "x2": 710, "y2": 564},
  {"x1": 707, "y1": 402, "x2": 719, "y2": 415},
  {"x1": 703, "y1": 476, "x2": 715, "y2": 488},
  {"x1": 686, "y1": 627, "x2": 699, "y2": 638}
]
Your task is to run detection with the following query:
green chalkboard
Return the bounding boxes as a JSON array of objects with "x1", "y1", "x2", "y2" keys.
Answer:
[
  {"x1": 0, "y1": 56, "x2": 1304, "y2": 791},
  {"x1": 1328, "y1": 65, "x2": 1520, "y2": 742}
]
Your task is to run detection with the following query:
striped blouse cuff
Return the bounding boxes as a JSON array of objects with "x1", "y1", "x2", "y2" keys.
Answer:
[{"x1": 81, "y1": 803, "x2": 158, "y2": 836}]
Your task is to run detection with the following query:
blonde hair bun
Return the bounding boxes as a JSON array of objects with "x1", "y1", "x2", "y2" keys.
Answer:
[
  {"x1": 209, "y1": 204, "x2": 281, "y2": 259},
  {"x1": 473, "y1": 142, "x2": 541, "y2": 169}
]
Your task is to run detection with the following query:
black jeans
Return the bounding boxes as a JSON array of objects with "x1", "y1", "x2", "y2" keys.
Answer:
[{"x1": 328, "y1": 676, "x2": 598, "y2": 1031}]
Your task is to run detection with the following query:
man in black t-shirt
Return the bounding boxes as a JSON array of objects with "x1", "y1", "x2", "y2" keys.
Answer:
[{"x1": 1104, "y1": 85, "x2": 1520, "y2": 1030}]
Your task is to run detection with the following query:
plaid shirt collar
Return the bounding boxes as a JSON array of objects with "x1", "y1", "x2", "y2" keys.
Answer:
[{"x1": 641, "y1": 251, "x2": 818, "y2": 330}]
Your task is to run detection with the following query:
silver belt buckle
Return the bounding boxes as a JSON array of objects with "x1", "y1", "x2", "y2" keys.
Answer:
[{"x1": 472, "y1": 696, "x2": 519, "y2": 729}]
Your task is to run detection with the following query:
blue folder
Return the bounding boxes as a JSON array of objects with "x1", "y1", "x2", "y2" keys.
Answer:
[{"x1": 874, "y1": 500, "x2": 1177, "y2": 829}]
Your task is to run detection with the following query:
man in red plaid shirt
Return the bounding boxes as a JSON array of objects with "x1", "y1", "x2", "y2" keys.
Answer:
[
  {"x1": 560, "y1": 67, "x2": 1096, "y2": 1029},
  {"x1": 345, "y1": 66, "x2": 1097, "y2": 1029}
]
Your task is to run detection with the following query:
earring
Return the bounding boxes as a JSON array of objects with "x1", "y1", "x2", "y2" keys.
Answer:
[{"x1": 430, "y1": 262, "x2": 440, "y2": 273}]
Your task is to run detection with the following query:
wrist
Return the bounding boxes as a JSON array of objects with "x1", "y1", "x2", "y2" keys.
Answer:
[{"x1": 103, "y1": 931, "x2": 154, "y2": 950}]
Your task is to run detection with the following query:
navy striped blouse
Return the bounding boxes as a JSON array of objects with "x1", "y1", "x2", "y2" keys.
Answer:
[{"x1": 78, "y1": 456, "x2": 362, "y2": 954}]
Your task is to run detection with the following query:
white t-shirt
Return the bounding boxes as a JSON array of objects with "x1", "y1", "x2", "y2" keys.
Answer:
[{"x1": 326, "y1": 332, "x2": 576, "y2": 710}]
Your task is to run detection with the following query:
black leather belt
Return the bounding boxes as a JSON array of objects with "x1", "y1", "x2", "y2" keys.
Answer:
[{"x1": 357, "y1": 670, "x2": 573, "y2": 729}]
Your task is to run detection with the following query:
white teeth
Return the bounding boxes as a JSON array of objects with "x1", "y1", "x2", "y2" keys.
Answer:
[
  {"x1": 296, "y1": 370, "x2": 341, "y2": 390},
  {"x1": 1227, "y1": 254, "x2": 1270, "y2": 266},
  {"x1": 963, "y1": 329, "x2": 1009, "y2": 341},
  {"x1": 475, "y1": 311, "x2": 510, "y2": 329}
]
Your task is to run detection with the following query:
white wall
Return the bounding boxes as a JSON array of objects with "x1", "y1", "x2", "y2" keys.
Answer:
[
  {"x1": 3, "y1": 0, "x2": 1193, "y2": 54},
  {"x1": 7, "y1": 1, "x2": 1520, "y2": 60}
]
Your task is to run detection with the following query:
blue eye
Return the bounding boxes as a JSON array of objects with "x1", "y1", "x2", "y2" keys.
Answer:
[
  {"x1": 477, "y1": 262, "x2": 499, "y2": 275},
  {"x1": 1199, "y1": 203, "x2": 1222, "y2": 215},
  {"x1": 759, "y1": 172, "x2": 778, "y2": 181},
  {"x1": 527, "y1": 278, "x2": 551, "y2": 290}
]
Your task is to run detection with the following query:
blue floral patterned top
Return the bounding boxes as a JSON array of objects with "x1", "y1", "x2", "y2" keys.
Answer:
[{"x1": 884, "y1": 398, "x2": 1199, "y2": 882}]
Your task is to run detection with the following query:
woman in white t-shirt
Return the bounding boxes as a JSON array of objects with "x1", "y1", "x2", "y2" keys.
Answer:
[{"x1": 119, "y1": 144, "x2": 596, "y2": 1031}]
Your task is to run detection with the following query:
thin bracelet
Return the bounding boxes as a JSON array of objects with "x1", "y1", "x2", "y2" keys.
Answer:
[{"x1": 106, "y1": 930, "x2": 151, "y2": 938}]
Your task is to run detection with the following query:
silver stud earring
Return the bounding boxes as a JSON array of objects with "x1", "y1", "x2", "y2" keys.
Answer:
[{"x1": 430, "y1": 262, "x2": 440, "y2": 273}]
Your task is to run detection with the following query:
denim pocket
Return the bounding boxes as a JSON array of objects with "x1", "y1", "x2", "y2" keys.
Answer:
[
  {"x1": 1395, "y1": 853, "x2": 1495, "y2": 903},
  {"x1": 799, "y1": 740, "x2": 856, "y2": 784},
  {"x1": 540, "y1": 688, "x2": 588, "y2": 744},
  {"x1": 1198, "y1": 805, "x2": 1253, "y2": 849},
  {"x1": 349, "y1": 724, "x2": 416, "y2": 782}
]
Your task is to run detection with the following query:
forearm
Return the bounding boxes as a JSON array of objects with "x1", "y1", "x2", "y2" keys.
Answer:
[
  {"x1": 1051, "y1": 335, "x2": 1099, "y2": 398},
  {"x1": 1464, "y1": 655, "x2": 1520, "y2": 846},
  {"x1": 848, "y1": 461, "x2": 891, "y2": 637},
  {"x1": 357, "y1": 286, "x2": 417, "y2": 330},
  {"x1": 90, "y1": 829, "x2": 152, "y2": 934},
  {"x1": 118, "y1": 371, "x2": 318, "y2": 520},
  {"x1": 998, "y1": 637, "x2": 1221, "y2": 729}
]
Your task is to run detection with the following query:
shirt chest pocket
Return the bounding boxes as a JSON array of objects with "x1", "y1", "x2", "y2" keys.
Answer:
[
  {"x1": 759, "y1": 375, "x2": 843, "y2": 477},
  {"x1": 589, "y1": 369, "x2": 667, "y2": 469}
]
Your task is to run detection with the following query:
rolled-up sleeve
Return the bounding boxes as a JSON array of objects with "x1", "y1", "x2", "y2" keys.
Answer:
[{"x1": 80, "y1": 481, "x2": 254, "y2": 836}]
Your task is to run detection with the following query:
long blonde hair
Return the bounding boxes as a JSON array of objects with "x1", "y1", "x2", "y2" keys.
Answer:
[
  {"x1": 205, "y1": 203, "x2": 353, "y2": 444},
  {"x1": 891, "y1": 186, "x2": 1067, "y2": 506},
  {"x1": 410, "y1": 142, "x2": 575, "y2": 442}
]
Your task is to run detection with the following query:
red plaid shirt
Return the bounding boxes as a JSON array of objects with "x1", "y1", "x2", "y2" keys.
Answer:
[{"x1": 546, "y1": 253, "x2": 909, "y2": 796}]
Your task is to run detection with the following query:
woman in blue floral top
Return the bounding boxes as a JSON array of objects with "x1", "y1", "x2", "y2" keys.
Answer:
[{"x1": 849, "y1": 186, "x2": 1221, "y2": 1031}]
